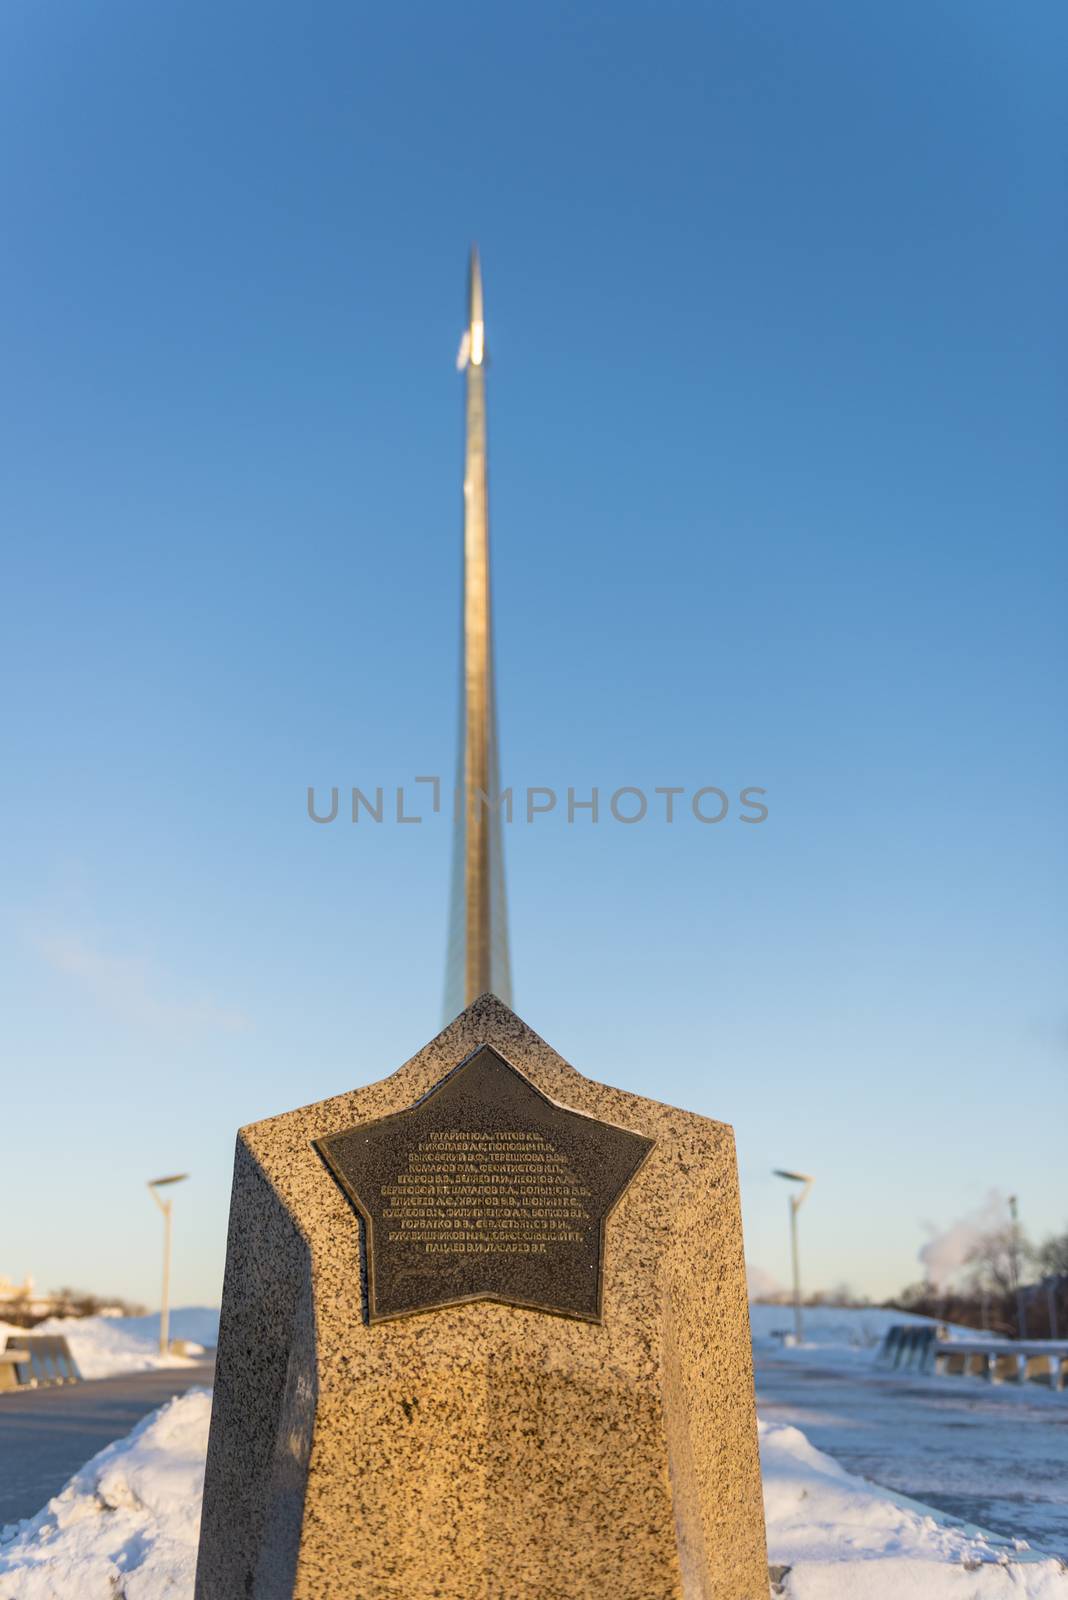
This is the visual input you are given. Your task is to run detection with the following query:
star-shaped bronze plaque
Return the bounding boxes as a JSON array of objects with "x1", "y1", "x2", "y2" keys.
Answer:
[{"x1": 315, "y1": 1045, "x2": 654, "y2": 1323}]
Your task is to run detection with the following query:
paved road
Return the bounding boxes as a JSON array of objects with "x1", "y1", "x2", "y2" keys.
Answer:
[
  {"x1": 0, "y1": 1361, "x2": 214, "y2": 1527},
  {"x1": 755, "y1": 1350, "x2": 1068, "y2": 1556}
]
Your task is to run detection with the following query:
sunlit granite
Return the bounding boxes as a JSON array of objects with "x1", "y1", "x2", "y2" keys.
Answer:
[{"x1": 195, "y1": 993, "x2": 768, "y2": 1599}]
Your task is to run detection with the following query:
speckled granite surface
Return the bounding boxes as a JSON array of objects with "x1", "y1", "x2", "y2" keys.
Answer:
[{"x1": 194, "y1": 994, "x2": 768, "y2": 1599}]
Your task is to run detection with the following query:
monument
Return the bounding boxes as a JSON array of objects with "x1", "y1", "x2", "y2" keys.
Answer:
[
  {"x1": 194, "y1": 255, "x2": 768, "y2": 1600},
  {"x1": 443, "y1": 245, "x2": 512, "y2": 1021}
]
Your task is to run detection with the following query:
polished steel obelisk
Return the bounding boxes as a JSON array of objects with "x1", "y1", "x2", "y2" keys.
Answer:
[{"x1": 443, "y1": 247, "x2": 512, "y2": 1019}]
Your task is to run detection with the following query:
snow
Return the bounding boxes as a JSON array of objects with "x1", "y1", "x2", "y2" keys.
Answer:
[
  {"x1": 755, "y1": 1337, "x2": 1068, "y2": 1557},
  {"x1": 2, "y1": 1383, "x2": 1065, "y2": 1599},
  {"x1": 0, "y1": 1390, "x2": 210, "y2": 1600},
  {"x1": 761, "y1": 1419, "x2": 1068, "y2": 1598},
  {"x1": 5, "y1": 1310, "x2": 220, "y2": 1382},
  {"x1": 749, "y1": 1300, "x2": 967, "y2": 1354}
]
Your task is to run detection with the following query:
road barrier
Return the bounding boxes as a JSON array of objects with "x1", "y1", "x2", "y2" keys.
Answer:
[
  {"x1": 877, "y1": 1324, "x2": 1068, "y2": 1391},
  {"x1": 1, "y1": 1334, "x2": 81, "y2": 1389},
  {"x1": 0, "y1": 1348, "x2": 31, "y2": 1391},
  {"x1": 877, "y1": 1323, "x2": 939, "y2": 1370}
]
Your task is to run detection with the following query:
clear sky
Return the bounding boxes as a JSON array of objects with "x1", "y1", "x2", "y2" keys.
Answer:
[{"x1": 2, "y1": 0, "x2": 1065, "y2": 1311}]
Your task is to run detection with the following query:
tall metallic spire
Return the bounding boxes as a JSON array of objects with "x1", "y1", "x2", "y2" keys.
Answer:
[{"x1": 443, "y1": 247, "x2": 512, "y2": 1020}]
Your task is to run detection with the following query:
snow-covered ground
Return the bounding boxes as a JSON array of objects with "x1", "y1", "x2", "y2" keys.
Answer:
[
  {"x1": 1, "y1": 1304, "x2": 1064, "y2": 1595},
  {"x1": 749, "y1": 1299, "x2": 966, "y2": 1353},
  {"x1": 1, "y1": 1310, "x2": 220, "y2": 1382},
  {"x1": 761, "y1": 1419, "x2": 1067, "y2": 1598},
  {"x1": 0, "y1": 1391, "x2": 210, "y2": 1600},
  {"x1": 1, "y1": 1389, "x2": 1064, "y2": 1599}
]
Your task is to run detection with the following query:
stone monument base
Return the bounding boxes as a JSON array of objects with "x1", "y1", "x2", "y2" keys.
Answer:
[{"x1": 195, "y1": 994, "x2": 768, "y2": 1599}]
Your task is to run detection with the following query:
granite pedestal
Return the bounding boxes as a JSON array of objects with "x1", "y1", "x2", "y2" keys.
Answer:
[{"x1": 195, "y1": 994, "x2": 768, "y2": 1599}]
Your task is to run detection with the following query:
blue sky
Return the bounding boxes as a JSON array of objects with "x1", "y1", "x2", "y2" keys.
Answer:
[{"x1": 1, "y1": 0, "x2": 1065, "y2": 1310}]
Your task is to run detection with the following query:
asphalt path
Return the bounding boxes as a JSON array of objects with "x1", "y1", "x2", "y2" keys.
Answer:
[
  {"x1": 0, "y1": 1360, "x2": 214, "y2": 1527},
  {"x1": 755, "y1": 1350, "x2": 1068, "y2": 1557}
]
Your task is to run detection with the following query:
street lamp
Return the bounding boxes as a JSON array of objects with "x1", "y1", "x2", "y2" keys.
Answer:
[
  {"x1": 147, "y1": 1173, "x2": 189, "y2": 1356},
  {"x1": 773, "y1": 1169, "x2": 814, "y2": 1347},
  {"x1": 1008, "y1": 1195, "x2": 1026, "y2": 1338}
]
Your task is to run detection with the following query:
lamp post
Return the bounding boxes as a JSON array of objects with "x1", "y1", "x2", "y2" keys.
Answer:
[
  {"x1": 1008, "y1": 1194, "x2": 1026, "y2": 1339},
  {"x1": 147, "y1": 1173, "x2": 189, "y2": 1356},
  {"x1": 1046, "y1": 1277, "x2": 1060, "y2": 1341},
  {"x1": 773, "y1": 1169, "x2": 815, "y2": 1346}
]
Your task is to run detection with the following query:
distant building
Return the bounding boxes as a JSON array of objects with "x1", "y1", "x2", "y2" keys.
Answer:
[{"x1": 0, "y1": 1274, "x2": 64, "y2": 1324}]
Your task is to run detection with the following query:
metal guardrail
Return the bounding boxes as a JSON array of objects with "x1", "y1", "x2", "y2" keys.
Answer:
[
  {"x1": 1, "y1": 1334, "x2": 81, "y2": 1389},
  {"x1": 877, "y1": 1324, "x2": 1068, "y2": 1390},
  {"x1": 0, "y1": 1348, "x2": 31, "y2": 1391},
  {"x1": 876, "y1": 1323, "x2": 940, "y2": 1370}
]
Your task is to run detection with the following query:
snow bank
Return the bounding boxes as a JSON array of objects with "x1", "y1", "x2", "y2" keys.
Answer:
[
  {"x1": 0, "y1": 1389, "x2": 210, "y2": 1599},
  {"x1": 2, "y1": 1386, "x2": 1064, "y2": 1598},
  {"x1": 761, "y1": 1418, "x2": 1068, "y2": 1597},
  {"x1": 750, "y1": 1300, "x2": 969, "y2": 1354},
  {"x1": 21, "y1": 1309, "x2": 219, "y2": 1381}
]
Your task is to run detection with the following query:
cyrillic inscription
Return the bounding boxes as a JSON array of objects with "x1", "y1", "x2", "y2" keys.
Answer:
[
  {"x1": 315, "y1": 1045, "x2": 654, "y2": 1322},
  {"x1": 382, "y1": 1130, "x2": 591, "y2": 1254}
]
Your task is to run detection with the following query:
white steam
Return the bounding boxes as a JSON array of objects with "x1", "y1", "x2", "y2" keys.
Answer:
[{"x1": 918, "y1": 1190, "x2": 1010, "y2": 1292}]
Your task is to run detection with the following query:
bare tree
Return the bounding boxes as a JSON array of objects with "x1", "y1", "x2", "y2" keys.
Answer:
[
  {"x1": 964, "y1": 1222, "x2": 1032, "y2": 1299},
  {"x1": 1036, "y1": 1229, "x2": 1068, "y2": 1277}
]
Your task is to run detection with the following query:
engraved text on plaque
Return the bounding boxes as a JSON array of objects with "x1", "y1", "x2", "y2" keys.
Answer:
[{"x1": 315, "y1": 1045, "x2": 654, "y2": 1321}]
